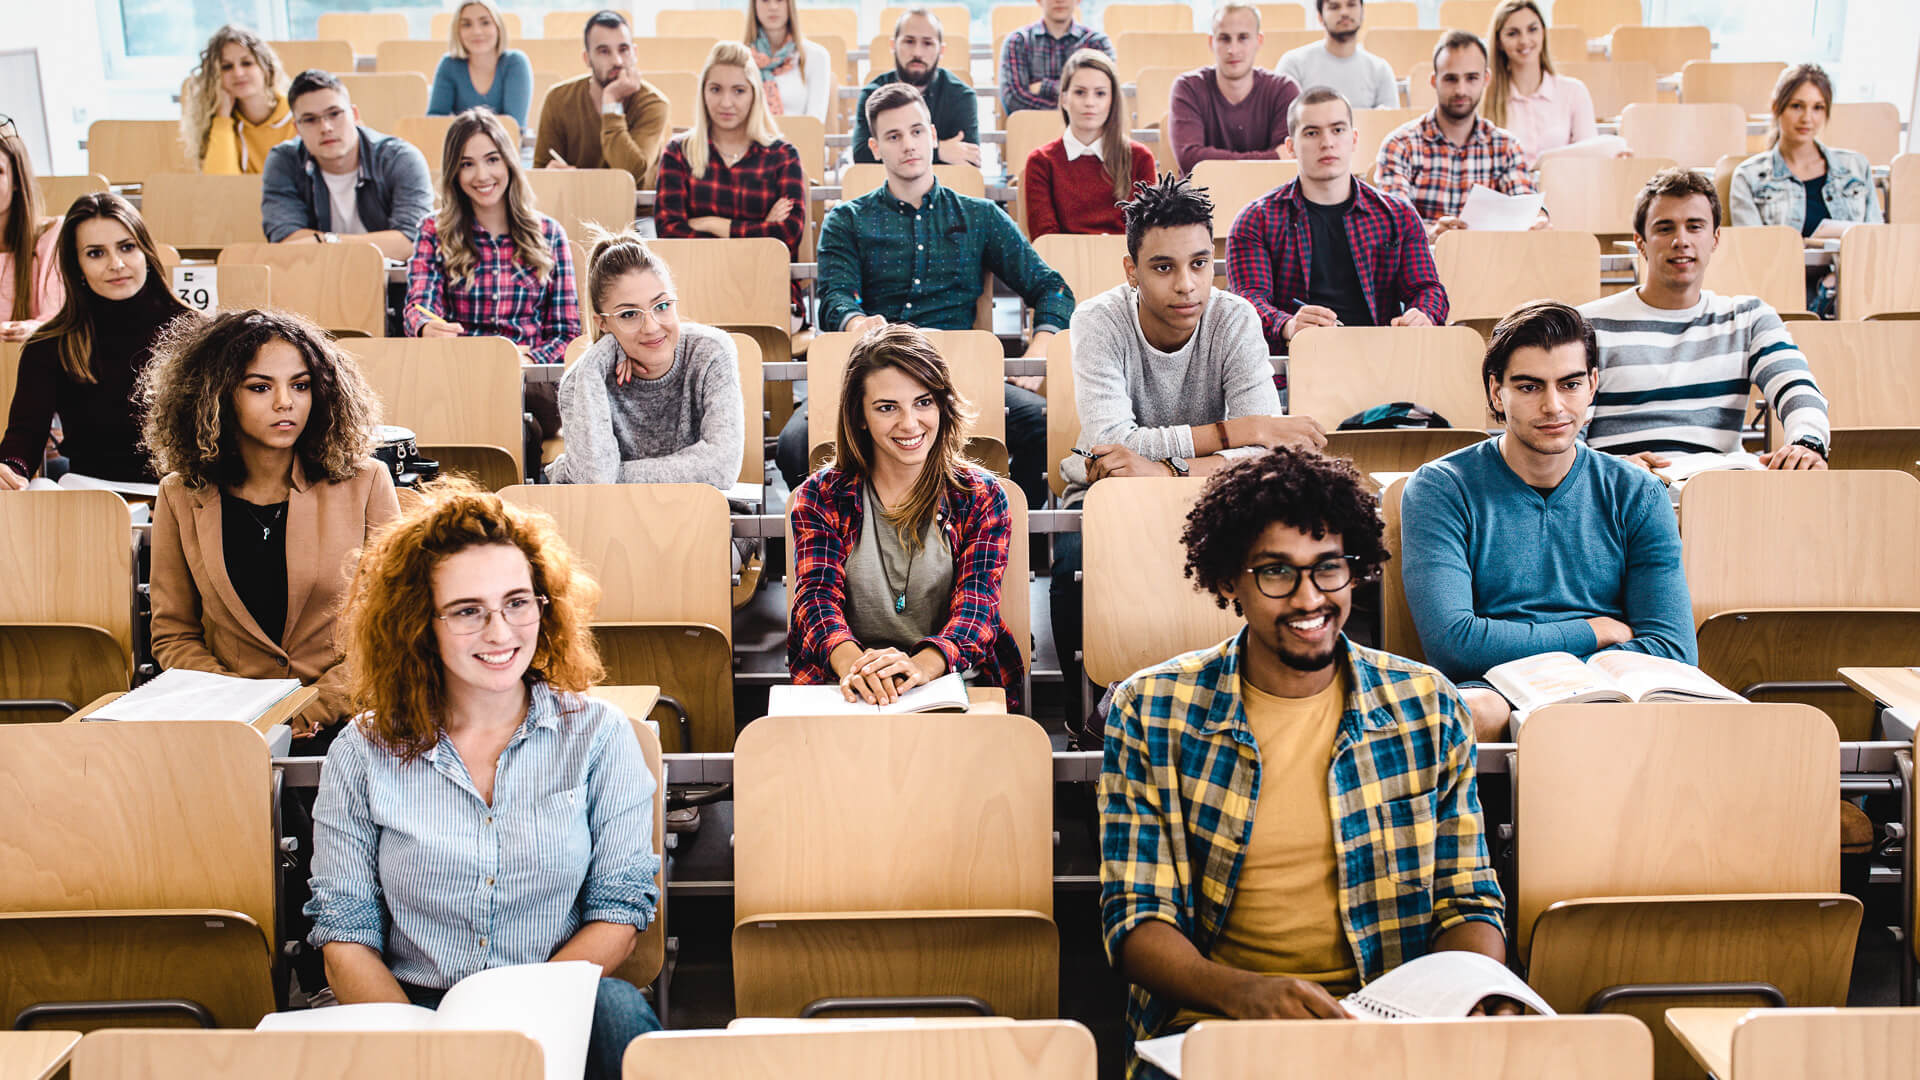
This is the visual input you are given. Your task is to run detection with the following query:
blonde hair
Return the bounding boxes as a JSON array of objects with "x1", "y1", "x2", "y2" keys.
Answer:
[
  {"x1": 1211, "y1": 1, "x2": 1263, "y2": 32},
  {"x1": 1057, "y1": 50, "x2": 1132, "y2": 205},
  {"x1": 182, "y1": 26, "x2": 288, "y2": 166},
  {"x1": 448, "y1": 0, "x2": 511, "y2": 61},
  {"x1": 1483, "y1": 0, "x2": 1553, "y2": 130},
  {"x1": 433, "y1": 108, "x2": 553, "y2": 284},
  {"x1": 683, "y1": 41, "x2": 785, "y2": 180},
  {"x1": 581, "y1": 225, "x2": 675, "y2": 343},
  {"x1": 743, "y1": 0, "x2": 807, "y2": 80}
]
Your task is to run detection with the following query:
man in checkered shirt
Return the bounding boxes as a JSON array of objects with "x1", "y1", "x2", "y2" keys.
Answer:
[{"x1": 1374, "y1": 29, "x2": 1548, "y2": 242}]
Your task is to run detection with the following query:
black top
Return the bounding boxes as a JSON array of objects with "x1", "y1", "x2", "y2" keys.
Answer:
[
  {"x1": 1800, "y1": 173, "x2": 1830, "y2": 238},
  {"x1": 1302, "y1": 186, "x2": 1376, "y2": 329},
  {"x1": 220, "y1": 491, "x2": 289, "y2": 648},
  {"x1": 0, "y1": 279, "x2": 186, "y2": 481}
]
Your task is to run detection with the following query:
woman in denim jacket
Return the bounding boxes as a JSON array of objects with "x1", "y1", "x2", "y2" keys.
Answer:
[{"x1": 1730, "y1": 64, "x2": 1882, "y2": 315}]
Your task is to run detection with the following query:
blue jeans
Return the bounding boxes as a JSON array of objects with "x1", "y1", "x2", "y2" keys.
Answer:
[{"x1": 403, "y1": 975, "x2": 660, "y2": 1080}]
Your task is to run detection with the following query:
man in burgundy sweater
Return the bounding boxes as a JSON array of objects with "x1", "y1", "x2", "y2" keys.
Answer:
[{"x1": 1168, "y1": 1, "x2": 1299, "y2": 175}]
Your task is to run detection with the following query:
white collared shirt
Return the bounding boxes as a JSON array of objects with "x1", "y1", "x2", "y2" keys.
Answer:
[{"x1": 1062, "y1": 129, "x2": 1103, "y2": 163}]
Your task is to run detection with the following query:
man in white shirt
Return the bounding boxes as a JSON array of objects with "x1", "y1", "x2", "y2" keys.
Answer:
[{"x1": 1276, "y1": 0, "x2": 1399, "y2": 110}]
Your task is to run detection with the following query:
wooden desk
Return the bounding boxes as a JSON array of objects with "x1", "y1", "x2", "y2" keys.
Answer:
[
  {"x1": 0, "y1": 1031, "x2": 81, "y2": 1080},
  {"x1": 67, "y1": 686, "x2": 319, "y2": 739},
  {"x1": 966, "y1": 687, "x2": 1007, "y2": 713},
  {"x1": 1665, "y1": 1007, "x2": 1750, "y2": 1079},
  {"x1": 1841, "y1": 667, "x2": 1920, "y2": 718},
  {"x1": 589, "y1": 685, "x2": 662, "y2": 724}
]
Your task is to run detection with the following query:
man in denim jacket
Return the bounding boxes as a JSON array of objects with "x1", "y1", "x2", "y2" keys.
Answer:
[{"x1": 261, "y1": 69, "x2": 434, "y2": 262}]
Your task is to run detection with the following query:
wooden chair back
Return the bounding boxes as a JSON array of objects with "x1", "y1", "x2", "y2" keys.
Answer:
[
  {"x1": 34, "y1": 174, "x2": 110, "y2": 214},
  {"x1": 1257, "y1": 29, "x2": 1323, "y2": 71},
  {"x1": 1353, "y1": 107, "x2": 1423, "y2": 178},
  {"x1": 613, "y1": 711, "x2": 667, "y2": 986},
  {"x1": 1190, "y1": 160, "x2": 1298, "y2": 238},
  {"x1": 1182, "y1": 1016, "x2": 1652, "y2": 1078},
  {"x1": 500, "y1": 483, "x2": 733, "y2": 635},
  {"x1": 653, "y1": 72, "x2": 700, "y2": 131},
  {"x1": 1727, "y1": 1007, "x2": 1920, "y2": 1080},
  {"x1": 1555, "y1": 0, "x2": 1641, "y2": 34},
  {"x1": 1891, "y1": 157, "x2": 1920, "y2": 224},
  {"x1": 1557, "y1": 60, "x2": 1657, "y2": 121},
  {"x1": 87, "y1": 120, "x2": 191, "y2": 185},
  {"x1": 1359, "y1": 28, "x2": 1443, "y2": 77},
  {"x1": 267, "y1": 40, "x2": 355, "y2": 77},
  {"x1": 0, "y1": 625, "x2": 129, "y2": 724},
  {"x1": 526, "y1": 168, "x2": 638, "y2": 250},
  {"x1": 1362, "y1": 3, "x2": 1419, "y2": 28},
  {"x1": 779, "y1": 114, "x2": 828, "y2": 184},
  {"x1": 1287, "y1": 325, "x2": 1489, "y2": 429},
  {"x1": 1438, "y1": 0, "x2": 1497, "y2": 31},
  {"x1": 993, "y1": 5, "x2": 1033, "y2": 59},
  {"x1": 729, "y1": 331, "x2": 766, "y2": 487},
  {"x1": 1006, "y1": 109, "x2": 1064, "y2": 232},
  {"x1": 1681, "y1": 61, "x2": 1786, "y2": 117},
  {"x1": 804, "y1": 329, "x2": 1008, "y2": 465},
  {"x1": 396, "y1": 114, "x2": 523, "y2": 176},
  {"x1": 1679, "y1": 225, "x2": 1808, "y2": 317},
  {"x1": 804, "y1": 7, "x2": 862, "y2": 76},
  {"x1": 1713, "y1": 151, "x2": 1739, "y2": 225},
  {"x1": 314, "y1": 12, "x2": 408, "y2": 55},
  {"x1": 522, "y1": 39, "x2": 592, "y2": 76},
  {"x1": 1253, "y1": 4, "x2": 1308, "y2": 30},
  {"x1": 1538, "y1": 155, "x2": 1676, "y2": 235},
  {"x1": 1788, "y1": 321, "x2": 1920, "y2": 433},
  {"x1": 73, "y1": 1030, "x2": 542, "y2": 1079},
  {"x1": 344, "y1": 336, "x2": 526, "y2": 480},
  {"x1": 1547, "y1": 25, "x2": 1588, "y2": 60},
  {"x1": 527, "y1": 70, "x2": 564, "y2": 133},
  {"x1": 1433, "y1": 230, "x2": 1601, "y2": 322},
  {"x1": 1131, "y1": 67, "x2": 1184, "y2": 130},
  {"x1": 192, "y1": 263, "x2": 272, "y2": 313},
  {"x1": 1609, "y1": 24, "x2": 1711, "y2": 75},
  {"x1": 216, "y1": 240, "x2": 385, "y2": 337},
  {"x1": 627, "y1": 1021, "x2": 1098, "y2": 1080},
  {"x1": 1113, "y1": 33, "x2": 1210, "y2": 84},
  {"x1": 644, "y1": 237, "x2": 792, "y2": 331},
  {"x1": 335, "y1": 73, "x2": 431, "y2": 134},
  {"x1": 428, "y1": 10, "x2": 523, "y2": 40},
  {"x1": 373, "y1": 39, "x2": 452, "y2": 79},
  {"x1": 0, "y1": 490, "x2": 134, "y2": 660},
  {"x1": 838, "y1": 163, "x2": 985, "y2": 201},
  {"x1": 1838, "y1": 224, "x2": 1920, "y2": 320},
  {"x1": 140, "y1": 174, "x2": 266, "y2": 254},
  {"x1": 1044, "y1": 329, "x2": 1076, "y2": 499},
  {"x1": 656, "y1": 10, "x2": 743, "y2": 38},
  {"x1": 1031, "y1": 234, "x2": 1128, "y2": 319},
  {"x1": 1618, "y1": 102, "x2": 1747, "y2": 167},
  {"x1": 594, "y1": 624, "x2": 734, "y2": 752},
  {"x1": 1407, "y1": 62, "x2": 1434, "y2": 109},
  {"x1": 865, "y1": 33, "x2": 973, "y2": 78},
  {"x1": 1827, "y1": 102, "x2": 1903, "y2": 168},
  {"x1": 541, "y1": 10, "x2": 603, "y2": 40},
  {"x1": 1082, "y1": 477, "x2": 1243, "y2": 686},
  {"x1": 1379, "y1": 477, "x2": 1421, "y2": 661},
  {"x1": 1104, "y1": 3, "x2": 1192, "y2": 36},
  {"x1": 1678, "y1": 469, "x2": 1920, "y2": 625}
]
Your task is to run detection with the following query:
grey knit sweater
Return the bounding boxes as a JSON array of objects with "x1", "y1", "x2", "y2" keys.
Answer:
[{"x1": 547, "y1": 321, "x2": 744, "y2": 487}]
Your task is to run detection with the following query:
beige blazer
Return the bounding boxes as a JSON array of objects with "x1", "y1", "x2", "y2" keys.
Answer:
[{"x1": 150, "y1": 459, "x2": 400, "y2": 730}]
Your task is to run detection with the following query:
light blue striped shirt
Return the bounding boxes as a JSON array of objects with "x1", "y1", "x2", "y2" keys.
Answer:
[{"x1": 306, "y1": 683, "x2": 658, "y2": 989}]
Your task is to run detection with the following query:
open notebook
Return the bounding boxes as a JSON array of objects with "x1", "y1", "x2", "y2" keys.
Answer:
[
  {"x1": 1487, "y1": 651, "x2": 1743, "y2": 730},
  {"x1": 766, "y1": 672, "x2": 970, "y2": 716},
  {"x1": 257, "y1": 962, "x2": 600, "y2": 1080},
  {"x1": 1134, "y1": 952, "x2": 1553, "y2": 1078},
  {"x1": 86, "y1": 669, "x2": 301, "y2": 725}
]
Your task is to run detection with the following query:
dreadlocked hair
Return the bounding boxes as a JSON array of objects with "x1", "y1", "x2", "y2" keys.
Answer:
[{"x1": 1123, "y1": 171, "x2": 1216, "y2": 261}]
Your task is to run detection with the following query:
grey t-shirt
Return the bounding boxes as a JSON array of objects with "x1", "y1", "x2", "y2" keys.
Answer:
[
  {"x1": 1276, "y1": 42, "x2": 1400, "y2": 110},
  {"x1": 845, "y1": 485, "x2": 954, "y2": 652}
]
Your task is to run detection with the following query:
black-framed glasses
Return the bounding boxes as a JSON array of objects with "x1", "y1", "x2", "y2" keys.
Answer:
[
  {"x1": 1247, "y1": 555, "x2": 1364, "y2": 600},
  {"x1": 0, "y1": 115, "x2": 17, "y2": 140},
  {"x1": 434, "y1": 594, "x2": 548, "y2": 635}
]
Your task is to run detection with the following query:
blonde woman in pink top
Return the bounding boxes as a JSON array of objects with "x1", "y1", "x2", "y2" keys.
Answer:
[{"x1": 1482, "y1": 0, "x2": 1598, "y2": 162}]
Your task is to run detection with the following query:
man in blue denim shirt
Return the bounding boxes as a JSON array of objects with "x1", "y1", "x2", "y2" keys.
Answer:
[{"x1": 261, "y1": 69, "x2": 434, "y2": 262}]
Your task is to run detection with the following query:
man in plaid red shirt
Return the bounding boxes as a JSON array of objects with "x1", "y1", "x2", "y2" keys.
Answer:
[
  {"x1": 1374, "y1": 30, "x2": 1548, "y2": 242},
  {"x1": 1226, "y1": 88, "x2": 1447, "y2": 352}
]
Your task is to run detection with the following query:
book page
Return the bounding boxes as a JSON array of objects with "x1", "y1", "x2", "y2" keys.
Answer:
[
  {"x1": 1340, "y1": 951, "x2": 1554, "y2": 1019},
  {"x1": 1588, "y1": 652, "x2": 1745, "y2": 704},
  {"x1": 437, "y1": 961, "x2": 602, "y2": 1080},
  {"x1": 766, "y1": 673, "x2": 970, "y2": 717},
  {"x1": 88, "y1": 669, "x2": 301, "y2": 724},
  {"x1": 1133, "y1": 1032, "x2": 1186, "y2": 1078},
  {"x1": 255, "y1": 1003, "x2": 438, "y2": 1032},
  {"x1": 1458, "y1": 184, "x2": 1545, "y2": 231},
  {"x1": 1654, "y1": 451, "x2": 1764, "y2": 484},
  {"x1": 1483, "y1": 652, "x2": 1623, "y2": 713},
  {"x1": 57, "y1": 472, "x2": 160, "y2": 497}
]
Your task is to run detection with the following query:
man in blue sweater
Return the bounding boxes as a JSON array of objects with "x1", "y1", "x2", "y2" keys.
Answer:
[{"x1": 1400, "y1": 300, "x2": 1696, "y2": 740}]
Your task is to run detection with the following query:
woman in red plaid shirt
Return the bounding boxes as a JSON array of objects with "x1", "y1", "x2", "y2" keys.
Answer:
[
  {"x1": 787, "y1": 325, "x2": 1025, "y2": 713},
  {"x1": 655, "y1": 41, "x2": 807, "y2": 323}
]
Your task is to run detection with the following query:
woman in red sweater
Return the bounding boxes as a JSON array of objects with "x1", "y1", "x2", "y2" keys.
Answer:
[{"x1": 1023, "y1": 49, "x2": 1156, "y2": 238}]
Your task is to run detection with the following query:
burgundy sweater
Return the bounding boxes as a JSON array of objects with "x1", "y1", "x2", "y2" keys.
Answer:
[
  {"x1": 1023, "y1": 138, "x2": 1158, "y2": 238},
  {"x1": 1168, "y1": 66, "x2": 1300, "y2": 175}
]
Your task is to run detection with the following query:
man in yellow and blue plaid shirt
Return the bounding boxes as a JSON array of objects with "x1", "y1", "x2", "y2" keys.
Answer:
[{"x1": 1098, "y1": 449, "x2": 1507, "y2": 1078}]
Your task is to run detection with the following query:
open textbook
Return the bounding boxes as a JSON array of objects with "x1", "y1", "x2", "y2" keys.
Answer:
[
  {"x1": 257, "y1": 961, "x2": 601, "y2": 1080},
  {"x1": 1651, "y1": 450, "x2": 1765, "y2": 485},
  {"x1": 1134, "y1": 952, "x2": 1554, "y2": 1077},
  {"x1": 766, "y1": 672, "x2": 970, "y2": 716},
  {"x1": 24, "y1": 472, "x2": 160, "y2": 497},
  {"x1": 1486, "y1": 650, "x2": 1743, "y2": 726},
  {"x1": 86, "y1": 668, "x2": 301, "y2": 725}
]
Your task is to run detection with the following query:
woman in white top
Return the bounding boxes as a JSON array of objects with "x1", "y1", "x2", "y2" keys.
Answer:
[
  {"x1": 744, "y1": 0, "x2": 831, "y2": 121},
  {"x1": 1482, "y1": 0, "x2": 1599, "y2": 162}
]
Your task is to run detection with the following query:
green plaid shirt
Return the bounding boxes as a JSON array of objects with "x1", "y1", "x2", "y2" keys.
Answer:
[{"x1": 1098, "y1": 631, "x2": 1504, "y2": 1067}]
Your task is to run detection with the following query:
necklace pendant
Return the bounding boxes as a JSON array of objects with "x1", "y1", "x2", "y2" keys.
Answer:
[
  {"x1": 894, "y1": 594, "x2": 907, "y2": 614},
  {"x1": 262, "y1": 525, "x2": 271, "y2": 541}
]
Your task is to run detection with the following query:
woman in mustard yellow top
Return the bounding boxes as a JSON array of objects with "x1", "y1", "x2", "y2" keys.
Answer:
[{"x1": 181, "y1": 25, "x2": 293, "y2": 175}]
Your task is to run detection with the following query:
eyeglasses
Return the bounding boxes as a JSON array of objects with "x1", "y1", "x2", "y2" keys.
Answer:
[
  {"x1": 0, "y1": 115, "x2": 16, "y2": 140},
  {"x1": 1247, "y1": 555, "x2": 1364, "y2": 600},
  {"x1": 601, "y1": 299, "x2": 677, "y2": 329},
  {"x1": 434, "y1": 594, "x2": 547, "y2": 635}
]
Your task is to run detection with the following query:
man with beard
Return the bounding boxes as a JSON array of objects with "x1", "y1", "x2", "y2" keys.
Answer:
[
  {"x1": 1400, "y1": 302, "x2": 1696, "y2": 742},
  {"x1": 849, "y1": 7, "x2": 980, "y2": 166},
  {"x1": 1169, "y1": 2, "x2": 1300, "y2": 174},
  {"x1": 1374, "y1": 29, "x2": 1545, "y2": 240},
  {"x1": 533, "y1": 10, "x2": 670, "y2": 186},
  {"x1": 1276, "y1": 0, "x2": 1399, "y2": 109},
  {"x1": 1098, "y1": 448, "x2": 1508, "y2": 1078}
]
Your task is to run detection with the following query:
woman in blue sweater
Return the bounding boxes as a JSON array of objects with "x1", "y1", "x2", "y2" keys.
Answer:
[{"x1": 428, "y1": 0, "x2": 532, "y2": 128}]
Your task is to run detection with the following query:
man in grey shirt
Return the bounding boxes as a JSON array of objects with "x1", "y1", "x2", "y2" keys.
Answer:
[
  {"x1": 1275, "y1": 0, "x2": 1399, "y2": 110},
  {"x1": 1050, "y1": 174, "x2": 1325, "y2": 718}
]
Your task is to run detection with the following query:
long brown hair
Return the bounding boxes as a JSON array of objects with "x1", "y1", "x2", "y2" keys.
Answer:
[
  {"x1": 1483, "y1": 0, "x2": 1554, "y2": 130},
  {"x1": 32, "y1": 193, "x2": 191, "y2": 384},
  {"x1": 1, "y1": 132, "x2": 48, "y2": 321},
  {"x1": 182, "y1": 25, "x2": 287, "y2": 165},
  {"x1": 1057, "y1": 49, "x2": 1132, "y2": 205},
  {"x1": 1768, "y1": 63, "x2": 1833, "y2": 148},
  {"x1": 434, "y1": 108, "x2": 553, "y2": 283},
  {"x1": 832, "y1": 324, "x2": 978, "y2": 554},
  {"x1": 341, "y1": 479, "x2": 605, "y2": 762},
  {"x1": 138, "y1": 308, "x2": 380, "y2": 489},
  {"x1": 743, "y1": 0, "x2": 807, "y2": 80}
]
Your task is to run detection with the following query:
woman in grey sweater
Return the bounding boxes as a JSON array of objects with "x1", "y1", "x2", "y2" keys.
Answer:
[{"x1": 547, "y1": 230, "x2": 744, "y2": 488}]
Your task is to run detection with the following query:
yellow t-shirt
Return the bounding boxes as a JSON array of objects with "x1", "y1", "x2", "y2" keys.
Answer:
[{"x1": 1173, "y1": 673, "x2": 1359, "y2": 1027}]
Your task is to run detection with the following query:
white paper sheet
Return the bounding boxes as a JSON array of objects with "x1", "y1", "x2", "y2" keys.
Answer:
[
  {"x1": 88, "y1": 669, "x2": 300, "y2": 724},
  {"x1": 1458, "y1": 184, "x2": 1546, "y2": 232}
]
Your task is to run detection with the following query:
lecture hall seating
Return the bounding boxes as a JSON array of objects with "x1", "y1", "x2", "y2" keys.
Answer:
[
  {"x1": 627, "y1": 1020, "x2": 1098, "y2": 1080},
  {"x1": 1181, "y1": 1017, "x2": 1653, "y2": 1080},
  {"x1": 1837, "y1": 224, "x2": 1920, "y2": 320},
  {"x1": 0, "y1": 490, "x2": 133, "y2": 723},
  {"x1": 1432, "y1": 230, "x2": 1602, "y2": 324},
  {"x1": 72, "y1": 1031, "x2": 543, "y2": 1080},
  {"x1": 1618, "y1": 102, "x2": 1748, "y2": 167},
  {"x1": 1788, "y1": 321, "x2": 1920, "y2": 475},
  {"x1": 428, "y1": 10, "x2": 522, "y2": 41},
  {"x1": 218, "y1": 241, "x2": 386, "y2": 338},
  {"x1": 346, "y1": 336, "x2": 525, "y2": 488},
  {"x1": 1285, "y1": 325, "x2": 1492, "y2": 477}
]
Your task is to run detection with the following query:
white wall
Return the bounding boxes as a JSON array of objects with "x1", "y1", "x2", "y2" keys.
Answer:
[{"x1": 17, "y1": 0, "x2": 180, "y2": 176}]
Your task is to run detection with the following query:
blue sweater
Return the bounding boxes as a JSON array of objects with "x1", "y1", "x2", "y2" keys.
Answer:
[
  {"x1": 1399, "y1": 437, "x2": 1696, "y2": 683},
  {"x1": 428, "y1": 50, "x2": 533, "y2": 127}
]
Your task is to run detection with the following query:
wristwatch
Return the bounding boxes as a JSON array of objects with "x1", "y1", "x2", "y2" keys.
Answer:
[
  {"x1": 1165, "y1": 456, "x2": 1190, "y2": 477},
  {"x1": 320, "y1": 232, "x2": 339, "y2": 244},
  {"x1": 1790, "y1": 434, "x2": 1830, "y2": 460}
]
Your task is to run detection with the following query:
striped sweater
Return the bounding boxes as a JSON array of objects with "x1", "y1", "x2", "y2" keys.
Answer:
[{"x1": 1578, "y1": 289, "x2": 1830, "y2": 455}]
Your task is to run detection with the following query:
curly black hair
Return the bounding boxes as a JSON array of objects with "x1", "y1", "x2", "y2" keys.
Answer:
[
  {"x1": 1123, "y1": 172, "x2": 1214, "y2": 262},
  {"x1": 1180, "y1": 448, "x2": 1389, "y2": 612}
]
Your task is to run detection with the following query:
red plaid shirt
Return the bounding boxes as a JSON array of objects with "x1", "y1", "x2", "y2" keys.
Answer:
[
  {"x1": 788, "y1": 464, "x2": 1025, "y2": 713},
  {"x1": 1226, "y1": 178, "x2": 1448, "y2": 350},
  {"x1": 404, "y1": 213, "x2": 579, "y2": 365},
  {"x1": 1373, "y1": 112, "x2": 1536, "y2": 223},
  {"x1": 655, "y1": 135, "x2": 806, "y2": 306}
]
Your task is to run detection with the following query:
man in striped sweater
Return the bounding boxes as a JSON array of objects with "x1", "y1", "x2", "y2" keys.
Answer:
[{"x1": 1579, "y1": 168, "x2": 1831, "y2": 471}]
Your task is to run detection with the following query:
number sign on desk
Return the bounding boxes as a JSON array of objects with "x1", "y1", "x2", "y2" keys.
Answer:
[{"x1": 172, "y1": 266, "x2": 219, "y2": 313}]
